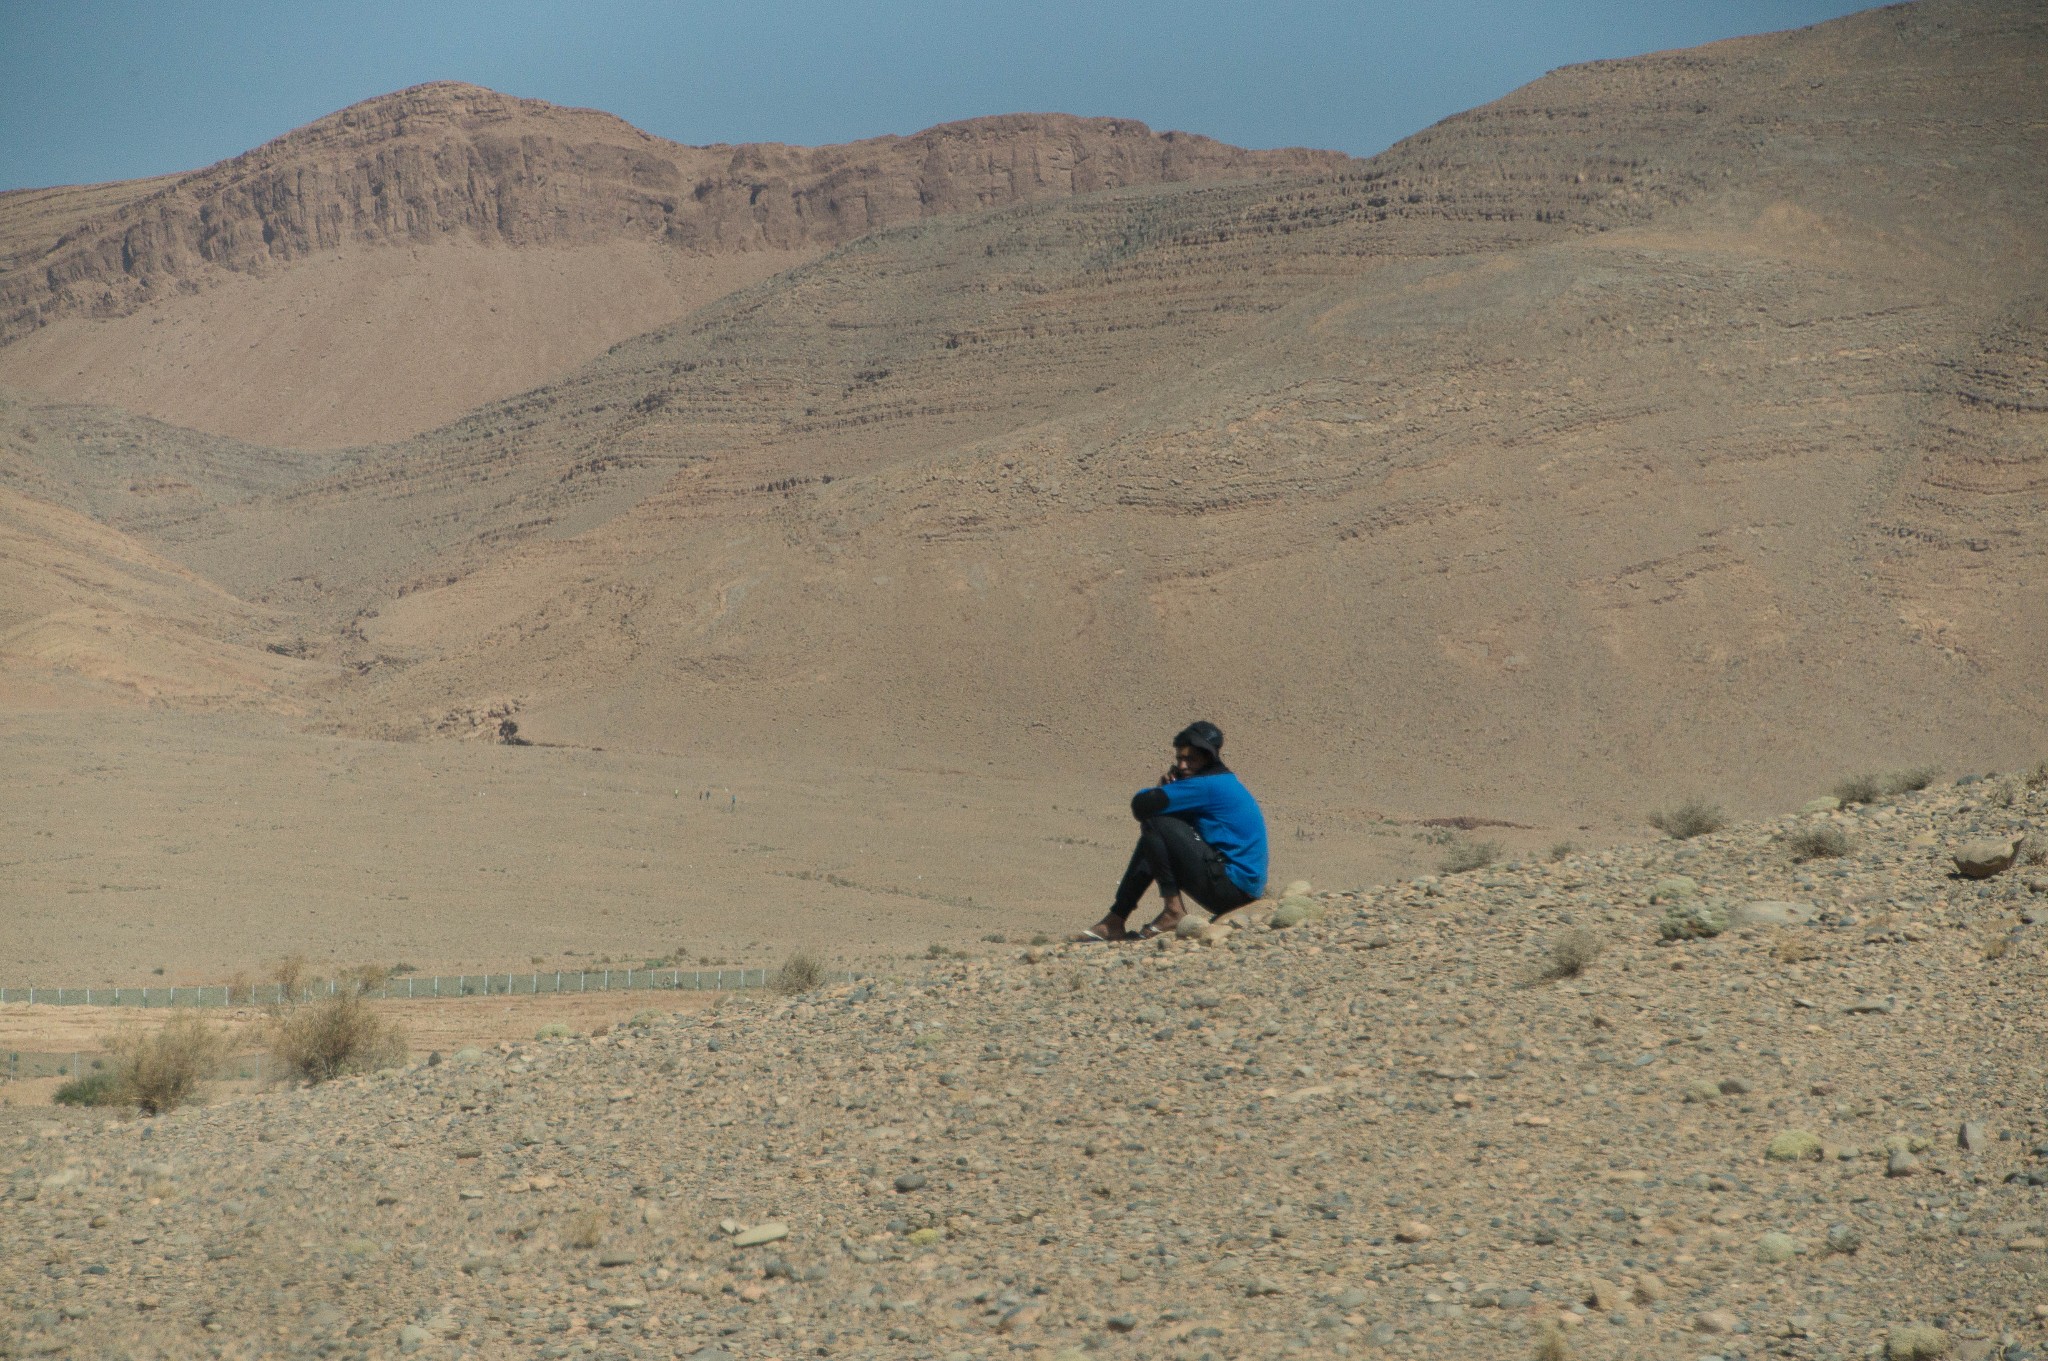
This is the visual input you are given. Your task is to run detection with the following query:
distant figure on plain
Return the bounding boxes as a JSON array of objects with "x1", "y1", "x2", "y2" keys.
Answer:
[{"x1": 1077, "y1": 721, "x2": 1268, "y2": 942}]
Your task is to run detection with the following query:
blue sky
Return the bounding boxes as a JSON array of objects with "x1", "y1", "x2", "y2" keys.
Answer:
[{"x1": 2, "y1": 1, "x2": 1876, "y2": 192}]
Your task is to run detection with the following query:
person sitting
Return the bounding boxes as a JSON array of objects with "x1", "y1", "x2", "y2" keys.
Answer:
[{"x1": 1077, "y1": 721, "x2": 1268, "y2": 941}]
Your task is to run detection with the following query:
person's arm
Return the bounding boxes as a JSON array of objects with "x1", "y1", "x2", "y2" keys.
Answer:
[{"x1": 1132, "y1": 779, "x2": 1212, "y2": 820}]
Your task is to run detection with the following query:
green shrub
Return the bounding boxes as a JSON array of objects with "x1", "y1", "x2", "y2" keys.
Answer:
[
  {"x1": 1647, "y1": 798, "x2": 1726, "y2": 840},
  {"x1": 53, "y1": 1069, "x2": 127, "y2": 1108},
  {"x1": 534, "y1": 1021, "x2": 573, "y2": 1040}
]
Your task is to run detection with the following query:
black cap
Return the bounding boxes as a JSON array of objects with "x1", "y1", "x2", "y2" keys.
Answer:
[{"x1": 1172, "y1": 721, "x2": 1224, "y2": 758}]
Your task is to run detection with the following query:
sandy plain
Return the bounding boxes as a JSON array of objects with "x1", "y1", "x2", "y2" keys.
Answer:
[{"x1": 0, "y1": 707, "x2": 1470, "y2": 990}]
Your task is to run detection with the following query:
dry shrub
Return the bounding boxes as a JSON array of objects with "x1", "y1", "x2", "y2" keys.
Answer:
[
  {"x1": 2025, "y1": 846, "x2": 2047, "y2": 867},
  {"x1": 1787, "y1": 824, "x2": 1850, "y2": 861},
  {"x1": 1982, "y1": 933, "x2": 2013, "y2": 961},
  {"x1": 773, "y1": 949, "x2": 826, "y2": 996},
  {"x1": 270, "y1": 954, "x2": 310, "y2": 1000},
  {"x1": 1884, "y1": 766, "x2": 1939, "y2": 794},
  {"x1": 563, "y1": 1209, "x2": 605, "y2": 1250},
  {"x1": 1529, "y1": 928, "x2": 1603, "y2": 985},
  {"x1": 269, "y1": 993, "x2": 408, "y2": 1084},
  {"x1": 1647, "y1": 798, "x2": 1725, "y2": 841},
  {"x1": 109, "y1": 1011, "x2": 231, "y2": 1114},
  {"x1": 1546, "y1": 841, "x2": 1579, "y2": 862},
  {"x1": 1833, "y1": 773, "x2": 1884, "y2": 805},
  {"x1": 1437, "y1": 837, "x2": 1502, "y2": 874},
  {"x1": 2026, "y1": 759, "x2": 2048, "y2": 790},
  {"x1": 1533, "y1": 1320, "x2": 1573, "y2": 1361},
  {"x1": 342, "y1": 963, "x2": 390, "y2": 996}
]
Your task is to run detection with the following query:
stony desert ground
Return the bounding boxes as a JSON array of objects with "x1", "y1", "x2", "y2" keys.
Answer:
[{"x1": 4, "y1": 773, "x2": 2046, "y2": 1360}]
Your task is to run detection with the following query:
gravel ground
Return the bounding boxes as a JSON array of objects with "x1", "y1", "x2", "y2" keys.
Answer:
[{"x1": 4, "y1": 776, "x2": 2045, "y2": 1361}]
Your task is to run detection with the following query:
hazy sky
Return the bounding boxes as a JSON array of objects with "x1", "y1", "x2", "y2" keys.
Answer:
[{"x1": 3, "y1": 0, "x2": 1877, "y2": 192}]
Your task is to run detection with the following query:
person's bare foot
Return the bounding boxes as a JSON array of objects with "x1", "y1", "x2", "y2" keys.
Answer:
[
  {"x1": 1139, "y1": 894, "x2": 1188, "y2": 938},
  {"x1": 1074, "y1": 914, "x2": 1132, "y2": 943}
]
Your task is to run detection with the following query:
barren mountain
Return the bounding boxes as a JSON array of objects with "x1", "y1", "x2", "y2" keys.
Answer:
[
  {"x1": 0, "y1": 84, "x2": 1352, "y2": 446},
  {"x1": 2, "y1": 0, "x2": 2042, "y2": 880}
]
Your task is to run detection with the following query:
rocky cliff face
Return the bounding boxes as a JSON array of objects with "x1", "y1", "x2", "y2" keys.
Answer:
[{"x1": 0, "y1": 83, "x2": 1356, "y2": 343}]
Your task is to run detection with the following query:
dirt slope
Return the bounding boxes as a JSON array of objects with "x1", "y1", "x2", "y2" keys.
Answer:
[{"x1": 0, "y1": 83, "x2": 1354, "y2": 446}]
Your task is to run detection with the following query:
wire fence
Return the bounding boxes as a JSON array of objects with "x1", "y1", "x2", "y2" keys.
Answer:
[{"x1": 0, "y1": 966, "x2": 863, "y2": 1010}]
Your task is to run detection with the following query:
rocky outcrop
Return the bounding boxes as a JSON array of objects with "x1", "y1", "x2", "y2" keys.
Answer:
[{"x1": 0, "y1": 82, "x2": 1355, "y2": 342}]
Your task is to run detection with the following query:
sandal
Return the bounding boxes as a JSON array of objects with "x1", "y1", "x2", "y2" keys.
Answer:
[{"x1": 1072, "y1": 927, "x2": 1119, "y2": 944}]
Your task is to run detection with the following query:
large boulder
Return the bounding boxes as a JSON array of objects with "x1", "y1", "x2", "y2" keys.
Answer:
[{"x1": 1953, "y1": 836, "x2": 2025, "y2": 879}]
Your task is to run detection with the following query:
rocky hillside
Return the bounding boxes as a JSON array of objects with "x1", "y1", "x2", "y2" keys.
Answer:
[
  {"x1": 0, "y1": 82, "x2": 1352, "y2": 345},
  {"x1": 4, "y1": 773, "x2": 2044, "y2": 1359}
]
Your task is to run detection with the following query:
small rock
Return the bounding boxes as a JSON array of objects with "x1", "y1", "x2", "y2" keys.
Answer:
[
  {"x1": 1887, "y1": 1324, "x2": 1950, "y2": 1359},
  {"x1": 1246, "y1": 1276, "x2": 1284, "y2": 1296},
  {"x1": 1696, "y1": 1309, "x2": 1741, "y2": 1334},
  {"x1": 598, "y1": 1251, "x2": 638, "y2": 1267},
  {"x1": 1105, "y1": 1313, "x2": 1139, "y2": 1333},
  {"x1": 1739, "y1": 900, "x2": 1816, "y2": 927},
  {"x1": 1684, "y1": 1079, "x2": 1721, "y2": 1104},
  {"x1": 1756, "y1": 1232, "x2": 1800, "y2": 1264},
  {"x1": 1887, "y1": 1149, "x2": 1919, "y2": 1178},
  {"x1": 1718, "y1": 1076, "x2": 1753, "y2": 1095},
  {"x1": 397, "y1": 1323, "x2": 431, "y2": 1354},
  {"x1": 1394, "y1": 1219, "x2": 1433, "y2": 1243},
  {"x1": 1766, "y1": 1130, "x2": 1824, "y2": 1162},
  {"x1": 1959, "y1": 1121, "x2": 1988, "y2": 1154},
  {"x1": 1848, "y1": 995, "x2": 1898, "y2": 1014},
  {"x1": 732, "y1": 1222, "x2": 788, "y2": 1248},
  {"x1": 1270, "y1": 897, "x2": 1325, "y2": 929},
  {"x1": 894, "y1": 1172, "x2": 928, "y2": 1193},
  {"x1": 1825, "y1": 1222, "x2": 1862, "y2": 1254},
  {"x1": 1336, "y1": 1287, "x2": 1372, "y2": 1310}
]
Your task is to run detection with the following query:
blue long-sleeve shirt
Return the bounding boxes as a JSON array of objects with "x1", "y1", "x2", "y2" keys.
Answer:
[{"x1": 1131, "y1": 768, "x2": 1268, "y2": 898}]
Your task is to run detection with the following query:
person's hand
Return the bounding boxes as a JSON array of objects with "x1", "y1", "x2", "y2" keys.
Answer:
[{"x1": 1160, "y1": 767, "x2": 1180, "y2": 785}]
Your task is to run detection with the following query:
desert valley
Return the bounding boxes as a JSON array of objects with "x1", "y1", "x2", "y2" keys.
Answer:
[{"x1": 1, "y1": 0, "x2": 2045, "y2": 1357}]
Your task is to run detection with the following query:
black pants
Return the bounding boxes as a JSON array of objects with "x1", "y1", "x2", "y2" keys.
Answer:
[{"x1": 1110, "y1": 816, "x2": 1254, "y2": 922}]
